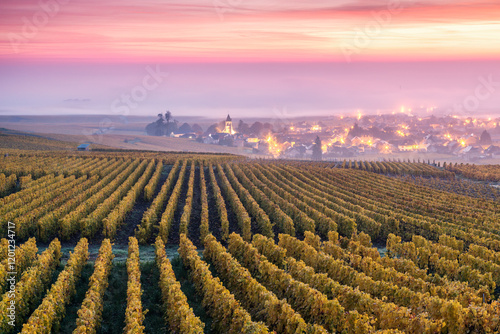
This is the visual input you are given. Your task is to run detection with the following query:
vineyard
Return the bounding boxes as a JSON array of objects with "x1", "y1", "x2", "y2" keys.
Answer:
[
  {"x1": 444, "y1": 163, "x2": 500, "y2": 182},
  {"x1": 0, "y1": 150, "x2": 499, "y2": 333}
]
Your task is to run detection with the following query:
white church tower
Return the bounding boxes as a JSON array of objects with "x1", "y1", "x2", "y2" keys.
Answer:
[{"x1": 224, "y1": 114, "x2": 234, "y2": 134}]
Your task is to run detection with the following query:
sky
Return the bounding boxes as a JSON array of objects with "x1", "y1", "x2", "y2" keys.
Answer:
[{"x1": 0, "y1": 0, "x2": 499, "y2": 118}]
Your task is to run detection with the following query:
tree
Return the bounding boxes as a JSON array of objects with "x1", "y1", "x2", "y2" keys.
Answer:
[
  {"x1": 165, "y1": 111, "x2": 171, "y2": 125},
  {"x1": 249, "y1": 122, "x2": 264, "y2": 136},
  {"x1": 262, "y1": 123, "x2": 274, "y2": 137},
  {"x1": 238, "y1": 120, "x2": 250, "y2": 135},
  {"x1": 178, "y1": 123, "x2": 193, "y2": 134},
  {"x1": 166, "y1": 119, "x2": 179, "y2": 136},
  {"x1": 205, "y1": 123, "x2": 219, "y2": 135},
  {"x1": 479, "y1": 130, "x2": 492, "y2": 145},
  {"x1": 145, "y1": 113, "x2": 165, "y2": 136},
  {"x1": 145, "y1": 110, "x2": 177, "y2": 136},
  {"x1": 192, "y1": 124, "x2": 203, "y2": 134},
  {"x1": 312, "y1": 136, "x2": 323, "y2": 161}
]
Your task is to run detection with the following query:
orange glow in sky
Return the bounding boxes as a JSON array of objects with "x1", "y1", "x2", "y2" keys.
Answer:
[
  {"x1": 1, "y1": 1, "x2": 500, "y2": 117},
  {"x1": 1, "y1": 0, "x2": 499, "y2": 62}
]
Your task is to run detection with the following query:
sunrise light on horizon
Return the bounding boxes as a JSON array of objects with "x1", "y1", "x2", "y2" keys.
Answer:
[
  {"x1": 1, "y1": 0, "x2": 499, "y2": 117},
  {"x1": 1, "y1": 0, "x2": 500, "y2": 62}
]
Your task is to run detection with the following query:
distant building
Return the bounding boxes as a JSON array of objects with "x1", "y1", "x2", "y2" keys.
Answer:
[
  {"x1": 77, "y1": 143, "x2": 91, "y2": 151},
  {"x1": 485, "y1": 145, "x2": 500, "y2": 158},
  {"x1": 459, "y1": 146, "x2": 483, "y2": 161},
  {"x1": 223, "y1": 114, "x2": 235, "y2": 134},
  {"x1": 245, "y1": 138, "x2": 260, "y2": 149}
]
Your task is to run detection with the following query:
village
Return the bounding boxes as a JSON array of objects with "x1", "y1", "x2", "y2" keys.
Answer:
[{"x1": 146, "y1": 112, "x2": 500, "y2": 161}]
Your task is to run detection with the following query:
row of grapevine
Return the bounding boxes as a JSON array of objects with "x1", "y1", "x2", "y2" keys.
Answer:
[
  {"x1": 37, "y1": 160, "x2": 127, "y2": 241},
  {"x1": 78, "y1": 157, "x2": 114, "y2": 178},
  {"x1": 300, "y1": 165, "x2": 500, "y2": 249},
  {"x1": 272, "y1": 164, "x2": 374, "y2": 237},
  {"x1": 251, "y1": 234, "x2": 442, "y2": 332},
  {"x1": 6, "y1": 175, "x2": 91, "y2": 238},
  {"x1": 0, "y1": 152, "x2": 241, "y2": 184},
  {"x1": 245, "y1": 164, "x2": 322, "y2": 236},
  {"x1": 387, "y1": 234, "x2": 497, "y2": 294},
  {"x1": 468, "y1": 243, "x2": 500, "y2": 266},
  {"x1": 203, "y1": 234, "x2": 328, "y2": 333},
  {"x1": 279, "y1": 233, "x2": 500, "y2": 333},
  {"x1": 226, "y1": 232, "x2": 374, "y2": 333},
  {"x1": 0, "y1": 173, "x2": 61, "y2": 214},
  {"x1": 338, "y1": 159, "x2": 453, "y2": 178},
  {"x1": 214, "y1": 164, "x2": 252, "y2": 241},
  {"x1": 0, "y1": 238, "x2": 37, "y2": 294},
  {"x1": 1, "y1": 174, "x2": 69, "y2": 222},
  {"x1": 73, "y1": 239, "x2": 114, "y2": 334},
  {"x1": 199, "y1": 163, "x2": 210, "y2": 243},
  {"x1": 143, "y1": 160, "x2": 163, "y2": 201},
  {"x1": 154, "y1": 237, "x2": 204, "y2": 333},
  {"x1": 207, "y1": 163, "x2": 230, "y2": 240},
  {"x1": 81, "y1": 159, "x2": 149, "y2": 238},
  {"x1": 136, "y1": 160, "x2": 183, "y2": 243},
  {"x1": 0, "y1": 238, "x2": 61, "y2": 332},
  {"x1": 307, "y1": 231, "x2": 488, "y2": 304},
  {"x1": 18, "y1": 174, "x2": 49, "y2": 190},
  {"x1": 258, "y1": 163, "x2": 343, "y2": 236},
  {"x1": 445, "y1": 163, "x2": 500, "y2": 182},
  {"x1": 1, "y1": 156, "x2": 104, "y2": 179},
  {"x1": 1, "y1": 150, "x2": 239, "y2": 163},
  {"x1": 230, "y1": 163, "x2": 295, "y2": 236},
  {"x1": 222, "y1": 164, "x2": 274, "y2": 238},
  {"x1": 341, "y1": 165, "x2": 497, "y2": 216},
  {"x1": 335, "y1": 167, "x2": 498, "y2": 231},
  {"x1": 0, "y1": 239, "x2": 8, "y2": 261},
  {"x1": 0, "y1": 173, "x2": 16, "y2": 197},
  {"x1": 20, "y1": 238, "x2": 89, "y2": 333},
  {"x1": 350, "y1": 166, "x2": 500, "y2": 227},
  {"x1": 158, "y1": 160, "x2": 188, "y2": 243},
  {"x1": 124, "y1": 237, "x2": 146, "y2": 333},
  {"x1": 275, "y1": 164, "x2": 382, "y2": 237},
  {"x1": 399, "y1": 175, "x2": 500, "y2": 201},
  {"x1": 60, "y1": 159, "x2": 137, "y2": 239},
  {"x1": 5, "y1": 175, "x2": 83, "y2": 221},
  {"x1": 102, "y1": 159, "x2": 156, "y2": 239},
  {"x1": 0, "y1": 155, "x2": 83, "y2": 178},
  {"x1": 178, "y1": 234, "x2": 270, "y2": 333},
  {"x1": 179, "y1": 160, "x2": 196, "y2": 236},
  {"x1": 341, "y1": 232, "x2": 484, "y2": 305}
]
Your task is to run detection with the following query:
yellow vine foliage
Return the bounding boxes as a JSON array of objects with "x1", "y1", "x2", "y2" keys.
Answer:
[
  {"x1": 155, "y1": 237, "x2": 204, "y2": 333},
  {"x1": 73, "y1": 238, "x2": 114, "y2": 334}
]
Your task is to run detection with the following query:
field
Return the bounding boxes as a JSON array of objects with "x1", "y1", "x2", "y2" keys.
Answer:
[
  {"x1": 0, "y1": 127, "x2": 252, "y2": 156},
  {"x1": 0, "y1": 148, "x2": 499, "y2": 333}
]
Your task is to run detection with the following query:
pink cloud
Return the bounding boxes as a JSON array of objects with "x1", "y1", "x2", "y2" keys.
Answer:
[{"x1": 0, "y1": 0, "x2": 498, "y2": 62}]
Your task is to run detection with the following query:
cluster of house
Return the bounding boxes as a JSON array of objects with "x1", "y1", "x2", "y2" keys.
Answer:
[
  {"x1": 151, "y1": 113, "x2": 500, "y2": 161},
  {"x1": 200, "y1": 115, "x2": 264, "y2": 151},
  {"x1": 315, "y1": 133, "x2": 500, "y2": 161}
]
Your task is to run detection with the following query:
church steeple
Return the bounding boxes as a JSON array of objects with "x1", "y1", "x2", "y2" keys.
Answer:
[{"x1": 224, "y1": 114, "x2": 234, "y2": 134}]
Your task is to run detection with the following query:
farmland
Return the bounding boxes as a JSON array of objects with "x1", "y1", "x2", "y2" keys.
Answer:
[{"x1": 0, "y1": 149, "x2": 499, "y2": 333}]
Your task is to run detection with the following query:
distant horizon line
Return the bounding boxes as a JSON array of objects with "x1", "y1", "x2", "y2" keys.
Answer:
[
  {"x1": 1, "y1": 113, "x2": 498, "y2": 120},
  {"x1": 2, "y1": 57, "x2": 500, "y2": 65}
]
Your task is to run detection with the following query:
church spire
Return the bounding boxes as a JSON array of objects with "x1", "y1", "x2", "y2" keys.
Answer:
[{"x1": 224, "y1": 114, "x2": 234, "y2": 134}]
